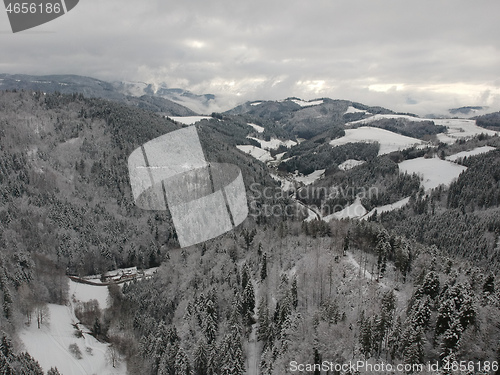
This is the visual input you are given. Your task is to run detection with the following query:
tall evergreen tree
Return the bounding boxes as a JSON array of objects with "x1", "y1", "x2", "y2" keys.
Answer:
[
  {"x1": 174, "y1": 346, "x2": 192, "y2": 375},
  {"x1": 193, "y1": 338, "x2": 208, "y2": 375}
]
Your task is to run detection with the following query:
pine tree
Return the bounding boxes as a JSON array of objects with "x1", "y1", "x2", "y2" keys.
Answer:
[
  {"x1": 313, "y1": 347, "x2": 321, "y2": 375},
  {"x1": 203, "y1": 300, "x2": 218, "y2": 344},
  {"x1": 420, "y1": 271, "x2": 440, "y2": 299},
  {"x1": 403, "y1": 326, "x2": 424, "y2": 367},
  {"x1": 174, "y1": 346, "x2": 192, "y2": 375},
  {"x1": 241, "y1": 264, "x2": 250, "y2": 290},
  {"x1": 359, "y1": 312, "x2": 372, "y2": 357},
  {"x1": 193, "y1": 338, "x2": 208, "y2": 375},
  {"x1": 158, "y1": 342, "x2": 179, "y2": 375},
  {"x1": 483, "y1": 273, "x2": 495, "y2": 295},
  {"x1": 257, "y1": 297, "x2": 271, "y2": 345},
  {"x1": 15, "y1": 352, "x2": 44, "y2": 374},
  {"x1": 291, "y1": 277, "x2": 298, "y2": 309},
  {"x1": 219, "y1": 325, "x2": 244, "y2": 375},
  {"x1": 342, "y1": 230, "x2": 350, "y2": 255},
  {"x1": 388, "y1": 316, "x2": 402, "y2": 360},
  {"x1": 0, "y1": 335, "x2": 13, "y2": 359},
  {"x1": 260, "y1": 253, "x2": 267, "y2": 281},
  {"x1": 242, "y1": 280, "x2": 255, "y2": 325},
  {"x1": 440, "y1": 318, "x2": 463, "y2": 359}
]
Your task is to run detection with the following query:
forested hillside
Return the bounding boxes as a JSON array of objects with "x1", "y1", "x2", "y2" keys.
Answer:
[{"x1": 1, "y1": 90, "x2": 500, "y2": 374}]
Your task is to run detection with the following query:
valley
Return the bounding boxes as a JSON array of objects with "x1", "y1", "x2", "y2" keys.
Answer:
[{"x1": 1, "y1": 84, "x2": 500, "y2": 374}]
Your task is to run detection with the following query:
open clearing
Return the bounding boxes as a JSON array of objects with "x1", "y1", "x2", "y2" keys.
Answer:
[
  {"x1": 169, "y1": 116, "x2": 213, "y2": 125},
  {"x1": 20, "y1": 280, "x2": 126, "y2": 375},
  {"x1": 329, "y1": 127, "x2": 424, "y2": 155},
  {"x1": 399, "y1": 157, "x2": 467, "y2": 191},
  {"x1": 446, "y1": 146, "x2": 496, "y2": 162}
]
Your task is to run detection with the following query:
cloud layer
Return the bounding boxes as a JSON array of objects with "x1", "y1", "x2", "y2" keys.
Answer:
[{"x1": 1, "y1": 0, "x2": 499, "y2": 114}]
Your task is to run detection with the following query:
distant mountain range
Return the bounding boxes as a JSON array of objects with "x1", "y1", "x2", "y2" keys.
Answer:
[
  {"x1": 449, "y1": 106, "x2": 489, "y2": 117},
  {"x1": 0, "y1": 73, "x2": 200, "y2": 116},
  {"x1": 0, "y1": 73, "x2": 495, "y2": 120}
]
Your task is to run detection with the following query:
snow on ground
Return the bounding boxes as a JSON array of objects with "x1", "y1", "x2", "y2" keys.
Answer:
[
  {"x1": 436, "y1": 133, "x2": 457, "y2": 144},
  {"x1": 433, "y1": 119, "x2": 498, "y2": 139},
  {"x1": 338, "y1": 159, "x2": 365, "y2": 171},
  {"x1": 270, "y1": 174, "x2": 295, "y2": 191},
  {"x1": 345, "y1": 106, "x2": 369, "y2": 114},
  {"x1": 303, "y1": 204, "x2": 321, "y2": 222},
  {"x1": 362, "y1": 197, "x2": 410, "y2": 220},
  {"x1": 446, "y1": 146, "x2": 496, "y2": 162},
  {"x1": 290, "y1": 99, "x2": 324, "y2": 107},
  {"x1": 329, "y1": 127, "x2": 424, "y2": 155},
  {"x1": 275, "y1": 152, "x2": 286, "y2": 161},
  {"x1": 250, "y1": 101, "x2": 262, "y2": 106},
  {"x1": 169, "y1": 116, "x2": 213, "y2": 125},
  {"x1": 248, "y1": 123, "x2": 264, "y2": 133},
  {"x1": 247, "y1": 137, "x2": 297, "y2": 150},
  {"x1": 282, "y1": 139, "x2": 298, "y2": 148},
  {"x1": 399, "y1": 157, "x2": 467, "y2": 191},
  {"x1": 20, "y1": 303, "x2": 126, "y2": 375},
  {"x1": 236, "y1": 145, "x2": 273, "y2": 162},
  {"x1": 69, "y1": 279, "x2": 110, "y2": 308},
  {"x1": 323, "y1": 197, "x2": 367, "y2": 221},
  {"x1": 294, "y1": 169, "x2": 325, "y2": 185},
  {"x1": 347, "y1": 114, "x2": 428, "y2": 126},
  {"x1": 347, "y1": 114, "x2": 498, "y2": 141}
]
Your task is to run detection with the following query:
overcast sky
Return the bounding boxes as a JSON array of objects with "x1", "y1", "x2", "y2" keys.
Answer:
[{"x1": 1, "y1": 0, "x2": 499, "y2": 114}]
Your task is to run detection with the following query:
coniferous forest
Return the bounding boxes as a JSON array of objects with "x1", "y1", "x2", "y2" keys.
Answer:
[{"x1": 1, "y1": 88, "x2": 500, "y2": 375}]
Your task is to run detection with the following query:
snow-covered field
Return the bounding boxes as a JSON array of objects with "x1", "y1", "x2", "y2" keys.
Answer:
[
  {"x1": 323, "y1": 197, "x2": 367, "y2": 221},
  {"x1": 290, "y1": 98, "x2": 324, "y2": 107},
  {"x1": 338, "y1": 159, "x2": 365, "y2": 171},
  {"x1": 20, "y1": 280, "x2": 126, "y2": 375},
  {"x1": 69, "y1": 279, "x2": 110, "y2": 309},
  {"x1": 346, "y1": 114, "x2": 498, "y2": 144},
  {"x1": 236, "y1": 145, "x2": 273, "y2": 162},
  {"x1": 435, "y1": 133, "x2": 457, "y2": 144},
  {"x1": 362, "y1": 197, "x2": 410, "y2": 220},
  {"x1": 433, "y1": 119, "x2": 498, "y2": 139},
  {"x1": 294, "y1": 169, "x2": 325, "y2": 185},
  {"x1": 329, "y1": 127, "x2": 424, "y2": 155},
  {"x1": 345, "y1": 106, "x2": 369, "y2": 114},
  {"x1": 247, "y1": 137, "x2": 297, "y2": 150},
  {"x1": 274, "y1": 152, "x2": 286, "y2": 161},
  {"x1": 248, "y1": 123, "x2": 264, "y2": 133},
  {"x1": 347, "y1": 114, "x2": 428, "y2": 126},
  {"x1": 399, "y1": 157, "x2": 467, "y2": 191},
  {"x1": 169, "y1": 116, "x2": 213, "y2": 125},
  {"x1": 446, "y1": 146, "x2": 496, "y2": 162}
]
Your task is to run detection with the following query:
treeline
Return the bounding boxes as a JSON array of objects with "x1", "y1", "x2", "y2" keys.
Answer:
[
  {"x1": 296, "y1": 156, "x2": 421, "y2": 213},
  {"x1": 279, "y1": 142, "x2": 379, "y2": 175},
  {"x1": 447, "y1": 150, "x2": 500, "y2": 210},
  {"x1": 1, "y1": 334, "x2": 63, "y2": 374},
  {"x1": 476, "y1": 111, "x2": 500, "y2": 130},
  {"x1": 104, "y1": 217, "x2": 500, "y2": 374},
  {"x1": 349, "y1": 118, "x2": 447, "y2": 139}
]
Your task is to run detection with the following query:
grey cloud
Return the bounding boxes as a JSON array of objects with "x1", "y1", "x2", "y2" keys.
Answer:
[{"x1": 0, "y1": 0, "x2": 499, "y2": 114}]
